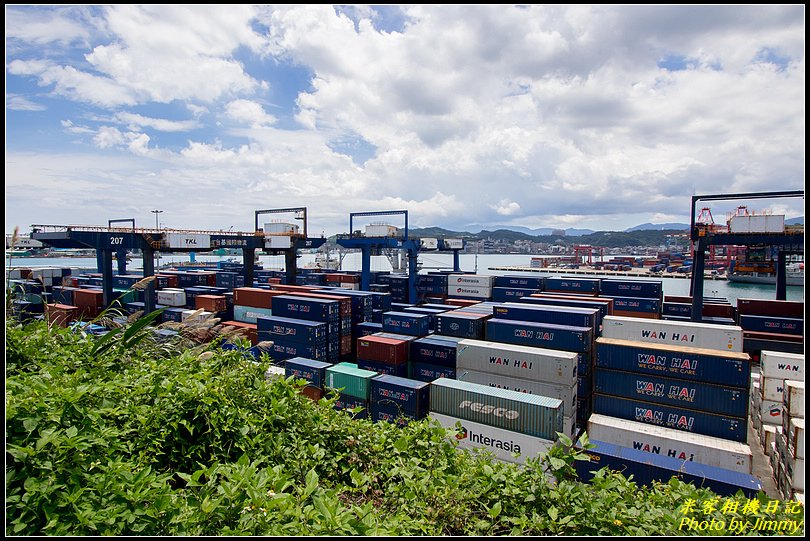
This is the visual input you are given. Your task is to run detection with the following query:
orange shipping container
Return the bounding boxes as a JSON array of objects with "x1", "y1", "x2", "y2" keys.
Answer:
[
  {"x1": 233, "y1": 287, "x2": 284, "y2": 309},
  {"x1": 196, "y1": 294, "x2": 227, "y2": 313},
  {"x1": 73, "y1": 289, "x2": 104, "y2": 307},
  {"x1": 45, "y1": 303, "x2": 79, "y2": 327},
  {"x1": 220, "y1": 321, "x2": 259, "y2": 345}
]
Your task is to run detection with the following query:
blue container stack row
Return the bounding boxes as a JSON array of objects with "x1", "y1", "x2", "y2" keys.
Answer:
[
  {"x1": 594, "y1": 337, "x2": 752, "y2": 442},
  {"x1": 409, "y1": 335, "x2": 463, "y2": 382},
  {"x1": 599, "y1": 279, "x2": 662, "y2": 320},
  {"x1": 284, "y1": 357, "x2": 333, "y2": 400},
  {"x1": 271, "y1": 295, "x2": 340, "y2": 362}
]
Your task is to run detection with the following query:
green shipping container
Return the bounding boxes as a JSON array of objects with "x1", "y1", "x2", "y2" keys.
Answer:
[
  {"x1": 430, "y1": 378, "x2": 564, "y2": 440},
  {"x1": 326, "y1": 362, "x2": 380, "y2": 400},
  {"x1": 113, "y1": 289, "x2": 138, "y2": 305}
]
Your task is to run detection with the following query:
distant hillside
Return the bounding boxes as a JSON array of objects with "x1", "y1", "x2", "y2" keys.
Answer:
[
  {"x1": 464, "y1": 224, "x2": 595, "y2": 236},
  {"x1": 786, "y1": 217, "x2": 804, "y2": 225},
  {"x1": 625, "y1": 222, "x2": 689, "y2": 232}
]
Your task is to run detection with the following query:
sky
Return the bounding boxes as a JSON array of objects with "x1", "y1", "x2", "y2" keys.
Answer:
[{"x1": 5, "y1": 5, "x2": 805, "y2": 237}]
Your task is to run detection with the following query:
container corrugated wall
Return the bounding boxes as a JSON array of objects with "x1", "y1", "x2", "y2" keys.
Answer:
[
  {"x1": 456, "y1": 339, "x2": 577, "y2": 385},
  {"x1": 430, "y1": 378, "x2": 563, "y2": 440},
  {"x1": 601, "y1": 316, "x2": 743, "y2": 352}
]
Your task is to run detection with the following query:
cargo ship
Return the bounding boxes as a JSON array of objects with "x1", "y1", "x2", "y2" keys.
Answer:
[{"x1": 727, "y1": 261, "x2": 803, "y2": 286}]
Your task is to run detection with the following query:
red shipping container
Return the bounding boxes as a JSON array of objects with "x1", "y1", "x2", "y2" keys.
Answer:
[
  {"x1": 340, "y1": 335, "x2": 353, "y2": 355},
  {"x1": 220, "y1": 321, "x2": 259, "y2": 345},
  {"x1": 157, "y1": 274, "x2": 179, "y2": 287},
  {"x1": 702, "y1": 303, "x2": 734, "y2": 319},
  {"x1": 326, "y1": 273, "x2": 344, "y2": 282},
  {"x1": 737, "y1": 298, "x2": 804, "y2": 319},
  {"x1": 73, "y1": 289, "x2": 104, "y2": 307},
  {"x1": 268, "y1": 278, "x2": 282, "y2": 285},
  {"x1": 233, "y1": 287, "x2": 284, "y2": 308},
  {"x1": 45, "y1": 303, "x2": 79, "y2": 327},
  {"x1": 196, "y1": 295, "x2": 227, "y2": 313},
  {"x1": 356, "y1": 335, "x2": 409, "y2": 365},
  {"x1": 301, "y1": 385, "x2": 324, "y2": 401}
]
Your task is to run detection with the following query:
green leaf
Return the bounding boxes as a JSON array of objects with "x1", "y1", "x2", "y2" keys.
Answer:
[
  {"x1": 556, "y1": 432, "x2": 573, "y2": 447},
  {"x1": 303, "y1": 469, "x2": 319, "y2": 499},
  {"x1": 393, "y1": 437, "x2": 409, "y2": 452},
  {"x1": 121, "y1": 308, "x2": 165, "y2": 346},
  {"x1": 488, "y1": 501, "x2": 502, "y2": 519},
  {"x1": 349, "y1": 468, "x2": 366, "y2": 487},
  {"x1": 548, "y1": 506, "x2": 558, "y2": 521},
  {"x1": 90, "y1": 326, "x2": 124, "y2": 357},
  {"x1": 65, "y1": 426, "x2": 78, "y2": 438}
]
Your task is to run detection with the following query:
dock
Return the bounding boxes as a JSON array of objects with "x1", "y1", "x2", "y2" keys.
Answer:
[{"x1": 488, "y1": 266, "x2": 728, "y2": 280}]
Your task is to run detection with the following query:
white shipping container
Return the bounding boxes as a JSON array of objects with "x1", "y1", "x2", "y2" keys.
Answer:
[
  {"x1": 448, "y1": 274, "x2": 494, "y2": 288},
  {"x1": 761, "y1": 351, "x2": 805, "y2": 381},
  {"x1": 788, "y1": 418, "x2": 804, "y2": 460},
  {"x1": 157, "y1": 288, "x2": 186, "y2": 307},
  {"x1": 265, "y1": 365, "x2": 286, "y2": 381},
  {"x1": 456, "y1": 339, "x2": 578, "y2": 386},
  {"x1": 444, "y1": 238, "x2": 464, "y2": 250},
  {"x1": 728, "y1": 214, "x2": 785, "y2": 234},
  {"x1": 784, "y1": 380, "x2": 805, "y2": 418},
  {"x1": 762, "y1": 376, "x2": 787, "y2": 402},
  {"x1": 365, "y1": 224, "x2": 399, "y2": 237},
  {"x1": 430, "y1": 412, "x2": 556, "y2": 465},
  {"x1": 166, "y1": 233, "x2": 211, "y2": 249},
  {"x1": 456, "y1": 369, "x2": 577, "y2": 415},
  {"x1": 760, "y1": 399, "x2": 783, "y2": 426},
  {"x1": 601, "y1": 316, "x2": 743, "y2": 352},
  {"x1": 181, "y1": 309, "x2": 213, "y2": 322},
  {"x1": 420, "y1": 237, "x2": 438, "y2": 250},
  {"x1": 447, "y1": 284, "x2": 492, "y2": 298},
  {"x1": 263, "y1": 222, "x2": 299, "y2": 234},
  {"x1": 586, "y1": 414, "x2": 753, "y2": 474},
  {"x1": 265, "y1": 236, "x2": 291, "y2": 249},
  {"x1": 787, "y1": 457, "x2": 805, "y2": 492},
  {"x1": 761, "y1": 425, "x2": 778, "y2": 455},
  {"x1": 339, "y1": 283, "x2": 360, "y2": 290}
]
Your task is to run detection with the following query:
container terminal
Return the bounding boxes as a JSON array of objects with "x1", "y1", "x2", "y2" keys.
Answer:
[{"x1": 7, "y1": 191, "x2": 804, "y2": 502}]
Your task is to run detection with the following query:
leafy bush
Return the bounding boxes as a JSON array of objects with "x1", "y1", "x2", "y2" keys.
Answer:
[{"x1": 5, "y1": 319, "x2": 803, "y2": 535}]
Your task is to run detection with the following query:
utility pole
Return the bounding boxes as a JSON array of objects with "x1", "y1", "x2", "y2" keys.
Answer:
[{"x1": 151, "y1": 209, "x2": 163, "y2": 268}]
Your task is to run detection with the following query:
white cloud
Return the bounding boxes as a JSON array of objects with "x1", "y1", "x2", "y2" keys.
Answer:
[
  {"x1": 5, "y1": 6, "x2": 806, "y2": 233},
  {"x1": 6, "y1": 95, "x2": 46, "y2": 111},
  {"x1": 224, "y1": 99, "x2": 277, "y2": 127},
  {"x1": 114, "y1": 112, "x2": 201, "y2": 132},
  {"x1": 61, "y1": 119, "x2": 95, "y2": 134},
  {"x1": 5, "y1": 6, "x2": 92, "y2": 46},
  {"x1": 492, "y1": 199, "x2": 521, "y2": 216}
]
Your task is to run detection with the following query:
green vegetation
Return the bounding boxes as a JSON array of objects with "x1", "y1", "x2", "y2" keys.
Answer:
[{"x1": 5, "y1": 317, "x2": 803, "y2": 535}]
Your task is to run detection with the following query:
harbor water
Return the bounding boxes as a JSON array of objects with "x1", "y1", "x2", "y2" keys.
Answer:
[{"x1": 6, "y1": 252, "x2": 804, "y2": 306}]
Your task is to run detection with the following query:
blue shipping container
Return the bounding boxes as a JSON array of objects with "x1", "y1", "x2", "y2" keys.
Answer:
[
  {"x1": 578, "y1": 374, "x2": 593, "y2": 399},
  {"x1": 435, "y1": 312, "x2": 488, "y2": 339},
  {"x1": 739, "y1": 314, "x2": 803, "y2": 336},
  {"x1": 333, "y1": 393, "x2": 369, "y2": 419},
  {"x1": 383, "y1": 312, "x2": 430, "y2": 336},
  {"x1": 285, "y1": 357, "x2": 333, "y2": 389},
  {"x1": 545, "y1": 277, "x2": 600, "y2": 294},
  {"x1": 371, "y1": 401, "x2": 425, "y2": 425},
  {"x1": 578, "y1": 350, "x2": 594, "y2": 376},
  {"x1": 493, "y1": 275, "x2": 545, "y2": 289},
  {"x1": 486, "y1": 318, "x2": 593, "y2": 353},
  {"x1": 491, "y1": 287, "x2": 539, "y2": 302},
  {"x1": 608, "y1": 296, "x2": 660, "y2": 314},
  {"x1": 271, "y1": 341, "x2": 328, "y2": 362},
  {"x1": 370, "y1": 375, "x2": 430, "y2": 415},
  {"x1": 256, "y1": 315, "x2": 328, "y2": 344},
  {"x1": 599, "y1": 279, "x2": 662, "y2": 299},
  {"x1": 271, "y1": 295, "x2": 340, "y2": 322},
  {"x1": 410, "y1": 337, "x2": 458, "y2": 368},
  {"x1": 358, "y1": 359, "x2": 410, "y2": 377},
  {"x1": 494, "y1": 303, "x2": 598, "y2": 330},
  {"x1": 355, "y1": 322, "x2": 383, "y2": 337},
  {"x1": 592, "y1": 393, "x2": 746, "y2": 442},
  {"x1": 51, "y1": 286, "x2": 75, "y2": 305},
  {"x1": 593, "y1": 368, "x2": 747, "y2": 418},
  {"x1": 576, "y1": 440, "x2": 762, "y2": 498},
  {"x1": 595, "y1": 338, "x2": 751, "y2": 388},
  {"x1": 517, "y1": 296, "x2": 606, "y2": 329},
  {"x1": 161, "y1": 307, "x2": 186, "y2": 323},
  {"x1": 410, "y1": 362, "x2": 456, "y2": 382}
]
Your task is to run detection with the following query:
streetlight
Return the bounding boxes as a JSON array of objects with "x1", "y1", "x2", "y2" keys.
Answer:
[{"x1": 151, "y1": 210, "x2": 163, "y2": 268}]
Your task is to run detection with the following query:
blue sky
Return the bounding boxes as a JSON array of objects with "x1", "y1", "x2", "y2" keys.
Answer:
[{"x1": 5, "y1": 5, "x2": 805, "y2": 235}]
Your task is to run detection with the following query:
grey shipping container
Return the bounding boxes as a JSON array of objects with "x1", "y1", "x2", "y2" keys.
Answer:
[
  {"x1": 429, "y1": 378, "x2": 564, "y2": 440},
  {"x1": 456, "y1": 368, "x2": 577, "y2": 417}
]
